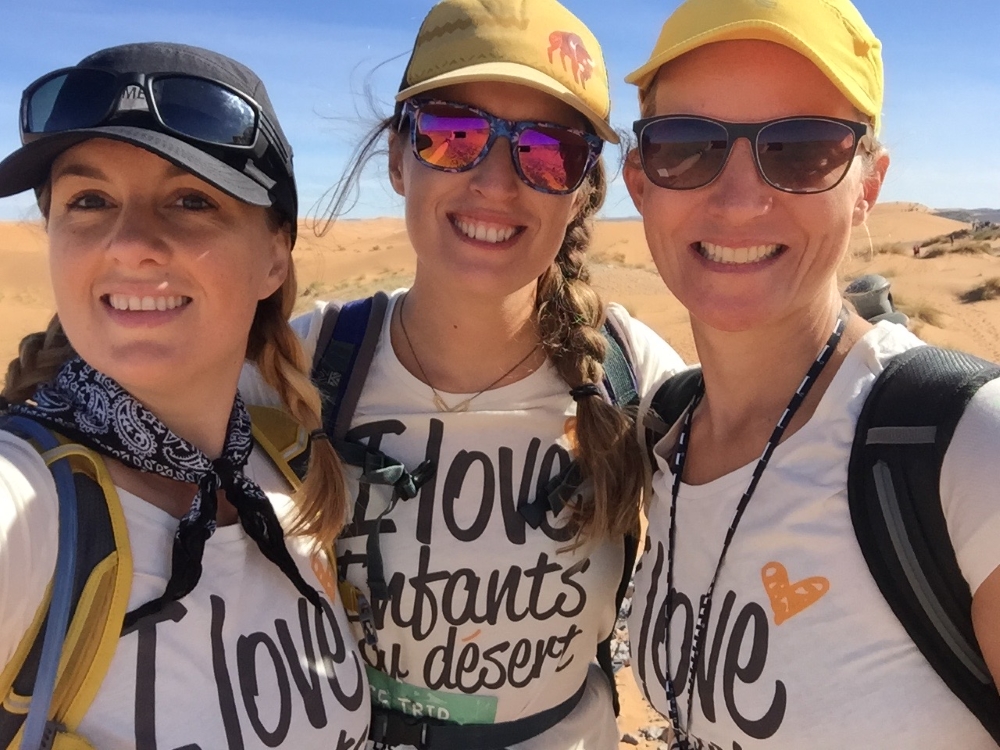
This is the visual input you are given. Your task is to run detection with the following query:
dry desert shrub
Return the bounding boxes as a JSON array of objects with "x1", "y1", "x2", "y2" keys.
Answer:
[
  {"x1": 923, "y1": 241, "x2": 992, "y2": 259},
  {"x1": 892, "y1": 294, "x2": 945, "y2": 327},
  {"x1": 960, "y1": 277, "x2": 1000, "y2": 304}
]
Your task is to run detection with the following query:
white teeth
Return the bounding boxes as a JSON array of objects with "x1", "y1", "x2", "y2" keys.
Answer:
[
  {"x1": 455, "y1": 218, "x2": 517, "y2": 244},
  {"x1": 107, "y1": 294, "x2": 189, "y2": 311},
  {"x1": 699, "y1": 242, "x2": 781, "y2": 265}
]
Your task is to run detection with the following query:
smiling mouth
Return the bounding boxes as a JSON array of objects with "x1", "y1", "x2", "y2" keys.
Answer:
[
  {"x1": 696, "y1": 241, "x2": 786, "y2": 265},
  {"x1": 103, "y1": 294, "x2": 192, "y2": 311},
  {"x1": 451, "y1": 215, "x2": 524, "y2": 244}
]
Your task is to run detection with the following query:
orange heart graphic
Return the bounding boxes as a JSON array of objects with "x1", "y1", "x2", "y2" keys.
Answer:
[{"x1": 761, "y1": 561, "x2": 829, "y2": 625}]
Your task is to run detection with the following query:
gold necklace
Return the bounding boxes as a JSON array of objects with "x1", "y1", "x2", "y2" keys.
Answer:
[{"x1": 397, "y1": 292, "x2": 540, "y2": 413}]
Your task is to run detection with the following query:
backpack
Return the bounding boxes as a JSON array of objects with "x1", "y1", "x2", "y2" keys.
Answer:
[
  {"x1": 643, "y1": 347, "x2": 1000, "y2": 744},
  {"x1": 311, "y1": 291, "x2": 642, "y2": 721},
  {"x1": 0, "y1": 406, "x2": 317, "y2": 750}
]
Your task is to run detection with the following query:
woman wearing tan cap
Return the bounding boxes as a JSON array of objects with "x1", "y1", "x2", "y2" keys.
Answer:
[
  {"x1": 241, "y1": 0, "x2": 684, "y2": 747},
  {"x1": 623, "y1": 0, "x2": 1000, "y2": 747}
]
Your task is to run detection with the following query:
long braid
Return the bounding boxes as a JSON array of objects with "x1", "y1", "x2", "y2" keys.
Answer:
[
  {"x1": 3, "y1": 315, "x2": 75, "y2": 404},
  {"x1": 249, "y1": 262, "x2": 349, "y2": 549},
  {"x1": 536, "y1": 161, "x2": 647, "y2": 540}
]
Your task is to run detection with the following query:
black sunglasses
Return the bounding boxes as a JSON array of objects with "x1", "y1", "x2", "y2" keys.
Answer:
[
  {"x1": 632, "y1": 115, "x2": 872, "y2": 194},
  {"x1": 401, "y1": 99, "x2": 603, "y2": 195},
  {"x1": 20, "y1": 68, "x2": 277, "y2": 157}
]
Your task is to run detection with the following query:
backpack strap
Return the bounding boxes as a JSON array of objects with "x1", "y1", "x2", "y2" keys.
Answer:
[
  {"x1": 643, "y1": 366, "x2": 704, "y2": 460},
  {"x1": 848, "y1": 346, "x2": 1000, "y2": 743},
  {"x1": 311, "y1": 294, "x2": 434, "y2": 642},
  {"x1": 0, "y1": 418, "x2": 131, "y2": 750}
]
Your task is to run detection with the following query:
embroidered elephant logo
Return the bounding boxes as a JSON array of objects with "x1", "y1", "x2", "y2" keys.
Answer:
[{"x1": 547, "y1": 31, "x2": 594, "y2": 88}]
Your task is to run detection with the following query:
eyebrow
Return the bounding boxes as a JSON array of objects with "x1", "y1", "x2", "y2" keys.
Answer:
[
  {"x1": 50, "y1": 159, "x2": 196, "y2": 183},
  {"x1": 50, "y1": 162, "x2": 109, "y2": 182}
]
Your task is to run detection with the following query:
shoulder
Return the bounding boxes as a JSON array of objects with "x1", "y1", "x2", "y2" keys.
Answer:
[
  {"x1": 940, "y1": 376, "x2": 1000, "y2": 594},
  {"x1": 0, "y1": 429, "x2": 59, "y2": 664},
  {"x1": 604, "y1": 303, "x2": 686, "y2": 393}
]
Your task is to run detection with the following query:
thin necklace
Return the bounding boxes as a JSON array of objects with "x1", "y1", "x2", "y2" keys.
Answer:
[
  {"x1": 663, "y1": 307, "x2": 848, "y2": 747},
  {"x1": 397, "y1": 292, "x2": 541, "y2": 413}
]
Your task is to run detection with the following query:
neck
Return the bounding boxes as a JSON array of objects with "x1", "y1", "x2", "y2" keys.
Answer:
[
  {"x1": 683, "y1": 289, "x2": 870, "y2": 483},
  {"x1": 124, "y1": 369, "x2": 241, "y2": 459},
  {"x1": 395, "y1": 276, "x2": 542, "y2": 393}
]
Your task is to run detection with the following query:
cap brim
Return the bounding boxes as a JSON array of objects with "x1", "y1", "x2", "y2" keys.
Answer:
[
  {"x1": 0, "y1": 126, "x2": 272, "y2": 206},
  {"x1": 625, "y1": 22, "x2": 880, "y2": 128},
  {"x1": 396, "y1": 62, "x2": 619, "y2": 145}
]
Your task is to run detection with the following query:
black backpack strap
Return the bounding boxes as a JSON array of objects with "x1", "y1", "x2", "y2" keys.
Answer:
[
  {"x1": 311, "y1": 293, "x2": 436, "y2": 609},
  {"x1": 848, "y1": 346, "x2": 1000, "y2": 743},
  {"x1": 644, "y1": 366, "x2": 704, "y2": 462},
  {"x1": 370, "y1": 678, "x2": 587, "y2": 749},
  {"x1": 313, "y1": 293, "x2": 389, "y2": 443}
]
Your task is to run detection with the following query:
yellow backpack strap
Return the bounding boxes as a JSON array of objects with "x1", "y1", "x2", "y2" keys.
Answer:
[
  {"x1": 249, "y1": 408, "x2": 367, "y2": 629},
  {"x1": 0, "y1": 433, "x2": 130, "y2": 750}
]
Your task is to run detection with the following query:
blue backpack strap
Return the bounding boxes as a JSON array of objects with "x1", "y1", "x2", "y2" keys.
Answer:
[
  {"x1": 848, "y1": 346, "x2": 1000, "y2": 743},
  {"x1": 311, "y1": 293, "x2": 436, "y2": 612},
  {"x1": 0, "y1": 416, "x2": 78, "y2": 750}
]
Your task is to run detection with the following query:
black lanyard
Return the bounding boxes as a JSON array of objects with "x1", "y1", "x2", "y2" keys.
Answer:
[{"x1": 662, "y1": 308, "x2": 848, "y2": 746}]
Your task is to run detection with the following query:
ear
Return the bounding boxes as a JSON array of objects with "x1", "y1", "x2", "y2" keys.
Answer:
[
  {"x1": 259, "y1": 223, "x2": 292, "y2": 300},
  {"x1": 623, "y1": 148, "x2": 647, "y2": 216},
  {"x1": 388, "y1": 131, "x2": 406, "y2": 198},
  {"x1": 853, "y1": 149, "x2": 890, "y2": 227}
]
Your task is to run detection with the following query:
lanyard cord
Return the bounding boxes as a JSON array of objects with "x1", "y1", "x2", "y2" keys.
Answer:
[{"x1": 662, "y1": 307, "x2": 848, "y2": 745}]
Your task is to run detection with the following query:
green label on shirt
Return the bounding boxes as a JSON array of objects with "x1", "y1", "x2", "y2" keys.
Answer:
[{"x1": 366, "y1": 666, "x2": 499, "y2": 725}]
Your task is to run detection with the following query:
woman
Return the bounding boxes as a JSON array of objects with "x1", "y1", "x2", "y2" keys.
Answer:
[
  {"x1": 243, "y1": 0, "x2": 684, "y2": 747},
  {"x1": 623, "y1": 0, "x2": 1000, "y2": 747},
  {"x1": 0, "y1": 43, "x2": 369, "y2": 748}
]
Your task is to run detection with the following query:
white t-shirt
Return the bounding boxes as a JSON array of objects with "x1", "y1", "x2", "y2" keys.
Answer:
[
  {"x1": 241, "y1": 290, "x2": 685, "y2": 749},
  {"x1": 630, "y1": 322, "x2": 1000, "y2": 749},
  {"x1": 0, "y1": 429, "x2": 371, "y2": 749}
]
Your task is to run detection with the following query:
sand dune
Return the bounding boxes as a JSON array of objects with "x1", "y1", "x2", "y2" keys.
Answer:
[{"x1": 2, "y1": 202, "x2": 997, "y2": 748}]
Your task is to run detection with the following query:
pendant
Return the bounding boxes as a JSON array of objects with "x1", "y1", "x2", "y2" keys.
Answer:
[{"x1": 432, "y1": 392, "x2": 471, "y2": 413}]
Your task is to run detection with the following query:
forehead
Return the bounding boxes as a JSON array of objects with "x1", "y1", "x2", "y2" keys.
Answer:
[
  {"x1": 429, "y1": 81, "x2": 588, "y2": 129},
  {"x1": 645, "y1": 40, "x2": 857, "y2": 122},
  {"x1": 51, "y1": 139, "x2": 195, "y2": 182}
]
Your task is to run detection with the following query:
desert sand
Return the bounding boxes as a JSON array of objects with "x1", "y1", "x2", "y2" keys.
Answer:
[{"x1": 1, "y1": 201, "x2": 997, "y2": 747}]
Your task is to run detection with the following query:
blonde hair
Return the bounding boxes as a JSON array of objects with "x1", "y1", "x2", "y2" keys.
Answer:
[
  {"x1": 3, "y1": 216, "x2": 348, "y2": 550},
  {"x1": 536, "y1": 161, "x2": 647, "y2": 541}
]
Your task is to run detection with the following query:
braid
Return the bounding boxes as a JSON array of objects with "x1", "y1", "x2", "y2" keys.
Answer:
[
  {"x1": 250, "y1": 262, "x2": 349, "y2": 550},
  {"x1": 3, "y1": 315, "x2": 75, "y2": 403},
  {"x1": 536, "y1": 161, "x2": 647, "y2": 541}
]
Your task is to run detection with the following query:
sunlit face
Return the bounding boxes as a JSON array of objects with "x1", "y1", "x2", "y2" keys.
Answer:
[
  {"x1": 624, "y1": 40, "x2": 888, "y2": 332},
  {"x1": 46, "y1": 139, "x2": 289, "y2": 398},
  {"x1": 388, "y1": 81, "x2": 592, "y2": 299}
]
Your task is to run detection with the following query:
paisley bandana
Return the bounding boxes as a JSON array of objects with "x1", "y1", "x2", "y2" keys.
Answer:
[{"x1": 9, "y1": 357, "x2": 321, "y2": 627}]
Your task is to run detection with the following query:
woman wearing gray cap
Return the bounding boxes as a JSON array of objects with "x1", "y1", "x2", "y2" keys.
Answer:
[
  {"x1": 623, "y1": 0, "x2": 1000, "y2": 747},
  {"x1": 0, "y1": 43, "x2": 369, "y2": 748}
]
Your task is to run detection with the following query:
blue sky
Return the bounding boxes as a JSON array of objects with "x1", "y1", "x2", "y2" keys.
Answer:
[{"x1": 0, "y1": 0, "x2": 996, "y2": 221}]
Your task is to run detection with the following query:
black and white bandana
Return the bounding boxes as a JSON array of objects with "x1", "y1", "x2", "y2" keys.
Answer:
[{"x1": 9, "y1": 357, "x2": 321, "y2": 628}]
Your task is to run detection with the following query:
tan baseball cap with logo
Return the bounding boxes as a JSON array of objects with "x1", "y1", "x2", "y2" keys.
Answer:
[
  {"x1": 626, "y1": 0, "x2": 884, "y2": 132},
  {"x1": 396, "y1": 0, "x2": 618, "y2": 143}
]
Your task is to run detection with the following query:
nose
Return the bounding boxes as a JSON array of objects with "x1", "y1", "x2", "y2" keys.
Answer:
[
  {"x1": 105, "y1": 201, "x2": 171, "y2": 267},
  {"x1": 704, "y1": 137, "x2": 774, "y2": 223},
  {"x1": 467, "y1": 136, "x2": 521, "y2": 200}
]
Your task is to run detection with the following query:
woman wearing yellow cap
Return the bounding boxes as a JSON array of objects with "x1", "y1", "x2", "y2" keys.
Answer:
[
  {"x1": 240, "y1": 0, "x2": 684, "y2": 747},
  {"x1": 622, "y1": 0, "x2": 1000, "y2": 747}
]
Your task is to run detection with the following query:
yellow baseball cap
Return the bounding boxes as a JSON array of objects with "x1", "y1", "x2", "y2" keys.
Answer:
[
  {"x1": 626, "y1": 0, "x2": 883, "y2": 132},
  {"x1": 396, "y1": 0, "x2": 618, "y2": 143}
]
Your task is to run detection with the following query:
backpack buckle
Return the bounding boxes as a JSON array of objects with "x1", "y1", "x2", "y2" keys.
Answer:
[{"x1": 355, "y1": 591, "x2": 379, "y2": 646}]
